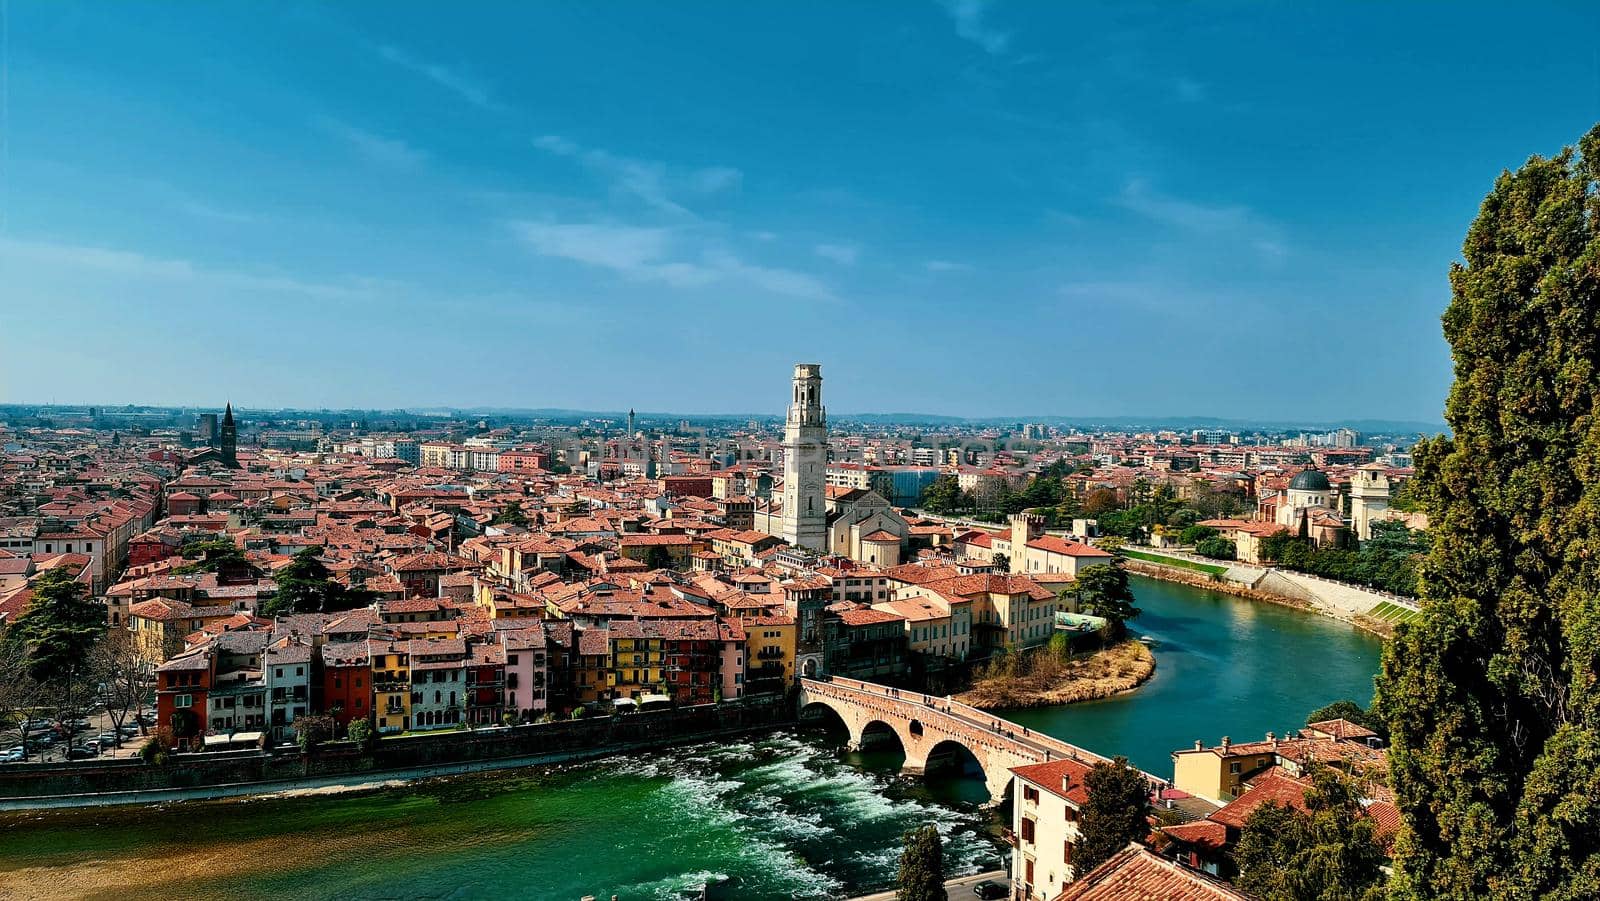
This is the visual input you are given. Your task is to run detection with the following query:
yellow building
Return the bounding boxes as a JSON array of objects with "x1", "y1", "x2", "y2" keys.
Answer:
[
  {"x1": 371, "y1": 641, "x2": 412, "y2": 733},
  {"x1": 608, "y1": 621, "x2": 666, "y2": 699},
  {"x1": 1171, "y1": 735, "x2": 1285, "y2": 804},
  {"x1": 742, "y1": 614, "x2": 797, "y2": 693}
]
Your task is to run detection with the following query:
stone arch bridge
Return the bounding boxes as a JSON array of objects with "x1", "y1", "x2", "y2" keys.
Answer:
[{"x1": 798, "y1": 676, "x2": 1165, "y2": 802}]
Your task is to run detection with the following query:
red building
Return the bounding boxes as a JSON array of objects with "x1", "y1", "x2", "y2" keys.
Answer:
[
  {"x1": 466, "y1": 643, "x2": 507, "y2": 725},
  {"x1": 660, "y1": 475, "x2": 715, "y2": 499},
  {"x1": 154, "y1": 649, "x2": 212, "y2": 750},
  {"x1": 659, "y1": 620, "x2": 722, "y2": 706},
  {"x1": 498, "y1": 448, "x2": 550, "y2": 472},
  {"x1": 321, "y1": 640, "x2": 372, "y2": 729},
  {"x1": 126, "y1": 529, "x2": 183, "y2": 569}
]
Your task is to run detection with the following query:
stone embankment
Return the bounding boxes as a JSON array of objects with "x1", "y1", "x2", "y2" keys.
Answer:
[
  {"x1": 1120, "y1": 557, "x2": 1403, "y2": 639},
  {"x1": 956, "y1": 639, "x2": 1156, "y2": 709},
  {"x1": 0, "y1": 695, "x2": 790, "y2": 810}
]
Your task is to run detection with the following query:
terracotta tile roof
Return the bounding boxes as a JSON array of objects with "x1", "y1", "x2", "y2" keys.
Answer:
[
  {"x1": 1052, "y1": 844, "x2": 1255, "y2": 900},
  {"x1": 1209, "y1": 772, "x2": 1312, "y2": 829},
  {"x1": 1010, "y1": 757, "x2": 1095, "y2": 806}
]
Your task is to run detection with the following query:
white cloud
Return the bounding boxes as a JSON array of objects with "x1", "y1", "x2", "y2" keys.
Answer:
[
  {"x1": 532, "y1": 135, "x2": 741, "y2": 216},
  {"x1": 317, "y1": 117, "x2": 427, "y2": 169},
  {"x1": 510, "y1": 220, "x2": 833, "y2": 301},
  {"x1": 0, "y1": 236, "x2": 393, "y2": 300},
  {"x1": 1116, "y1": 179, "x2": 1286, "y2": 259},
  {"x1": 374, "y1": 43, "x2": 504, "y2": 111},
  {"x1": 940, "y1": 0, "x2": 1010, "y2": 55},
  {"x1": 511, "y1": 221, "x2": 675, "y2": 271},
  {"x1": 815, "y1": 243, "x2": 860, "y2": 265},
  {"x1": 692, "y1": 166, "x2": 744, "y2": 194}
]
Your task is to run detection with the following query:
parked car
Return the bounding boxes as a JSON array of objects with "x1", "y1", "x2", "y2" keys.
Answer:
[
  {"x1": 65, "y1": 746, "x2": 98, "y2": 760},
  {"x1": 0, "y1": 748, "x2": 25, "y2": 763},
  {"x1": 973, "y1": 880, "x2": 1007, "y2": 900}
]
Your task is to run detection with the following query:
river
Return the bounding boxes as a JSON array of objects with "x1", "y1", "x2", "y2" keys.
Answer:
[{"x1": 0, "y1": 574, "x2": 1381, "y2": 901}]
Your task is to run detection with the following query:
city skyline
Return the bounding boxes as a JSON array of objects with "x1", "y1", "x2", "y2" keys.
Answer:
[{"x1": 5, "y1": 2, "x2": 1599, "y2": 420}]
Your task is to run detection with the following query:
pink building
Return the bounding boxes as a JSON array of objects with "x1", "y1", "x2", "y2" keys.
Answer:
[
  {"x1": 718, "y1": 620, "x2": 746, "y2": 701},
  {"x1": 498, "y1": 625, "x2": 549, "y2": 721}
]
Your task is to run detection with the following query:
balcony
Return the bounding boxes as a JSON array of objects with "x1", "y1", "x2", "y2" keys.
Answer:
[{"x1": 1002, "y1": 827, "x2": 1019, "y2": 847}]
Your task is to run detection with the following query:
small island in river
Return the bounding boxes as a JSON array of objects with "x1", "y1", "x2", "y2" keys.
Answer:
[{"x1": 956, "y1": 639, "x2": 1156, "y2": 710}]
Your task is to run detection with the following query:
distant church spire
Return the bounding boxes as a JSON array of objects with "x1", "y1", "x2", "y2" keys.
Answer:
[{"x1": 220, "y1": 403, "x2": 239, "y2": 468}]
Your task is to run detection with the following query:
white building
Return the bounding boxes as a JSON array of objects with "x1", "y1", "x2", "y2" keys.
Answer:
[{"x1": 1010, "y1": 756, "x2": 1094, "y2": 900}]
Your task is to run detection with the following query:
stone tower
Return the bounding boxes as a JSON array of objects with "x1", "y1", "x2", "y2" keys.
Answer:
[
  {"x1": 627, "y1": 408, "x2": 636, "y2": 439},
  {"x1": 1008, "y1": 513, "x2": 1044, "y2": 574},
  {"x1": 219, "y1": 403, "x2": 238, "y2": 468},
  {"x1": 1348, "y1": 463, "x2": 1391, "y2": 541},
  {"x1": 781, "y1": 363, "x2": 827, "y2": 552}
]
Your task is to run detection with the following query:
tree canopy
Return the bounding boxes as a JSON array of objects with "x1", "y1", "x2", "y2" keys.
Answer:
[
  {"x1": 1375, "y1": 124, "x2": 1600, "y2": 901},
  {"x1": 1075, "y1": 561, "x2": 1140, "y2": 635},
  {"x1": 5, "y1": 568, "x2": 104, "y2": 684},
  {"x1": 1076, "y1": 756, "x2": 1150, "y2": 877},
  {"x1": 263, "y1": 547, "x2": 377, "y2": 617},
  {"x1": 1232, "y1": 769, "x2": 1386, "y2": 901},
  {"x1": 895, "y1": 824, "x2": 948, "y2": 901}
]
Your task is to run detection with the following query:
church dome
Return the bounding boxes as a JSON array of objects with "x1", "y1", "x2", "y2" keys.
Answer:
[{"x1": 1289, "y1": 470, "x2": 1331, "y2": 491}]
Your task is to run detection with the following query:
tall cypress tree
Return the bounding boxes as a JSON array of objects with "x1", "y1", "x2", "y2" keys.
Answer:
[
  {"x1": 895, "y1": 825, "x2": 948, "y2": 901},
  {"x1": 1375, "y1": 124, "x2": 1600, "y2": 900}
]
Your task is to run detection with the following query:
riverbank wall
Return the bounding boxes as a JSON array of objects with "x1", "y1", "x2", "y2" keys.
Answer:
[
  {"x1": 1120, "y1": 557, "x2": 1400, "y2": 639},
  {"x1": 0, "y1": 695, "x2": 791, "y2": 809}
]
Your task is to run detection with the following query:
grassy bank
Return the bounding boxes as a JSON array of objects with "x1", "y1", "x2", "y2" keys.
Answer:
[
  {"x1": 955, "y1": 639, "x2": 1156, "y2": 710},
  {"x1": 1118, "y1": 548, "x2": 1229, "y2": 576}
]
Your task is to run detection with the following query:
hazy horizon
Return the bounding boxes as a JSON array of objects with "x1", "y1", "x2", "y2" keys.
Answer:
[{"x1": 5, "y1": 2, "x2": 1597, "y2": 420}]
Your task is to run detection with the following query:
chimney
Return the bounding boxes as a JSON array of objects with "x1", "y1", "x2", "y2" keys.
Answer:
[
  {"x1": 1268, "y1": 731, "x2": 1278, "y2": 749},
  {"x1": 1194, "y1": 740, "x2": 1203, "y2": 751},
  {"x1": 1220, "y1": 736, "x2": 1231, "y2": 752}
]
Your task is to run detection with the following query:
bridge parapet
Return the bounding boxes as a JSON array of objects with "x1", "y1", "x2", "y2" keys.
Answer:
[{"x1": 797, "y1": 677, "x2": 1166, "y2": 797}]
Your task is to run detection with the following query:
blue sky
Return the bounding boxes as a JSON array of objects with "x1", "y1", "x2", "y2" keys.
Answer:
[{"x1": 3, "y1": 1, "x2": 1598, "y2": 421}]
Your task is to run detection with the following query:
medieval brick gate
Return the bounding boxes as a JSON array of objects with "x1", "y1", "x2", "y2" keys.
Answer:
[{"x1": 797, "y1": 676, "x2": 1164, "y2": 802}]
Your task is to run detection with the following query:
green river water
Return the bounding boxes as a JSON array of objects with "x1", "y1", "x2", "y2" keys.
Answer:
[{"x1": 0, "y1": 575, "x2": 1381, "y2": 900}]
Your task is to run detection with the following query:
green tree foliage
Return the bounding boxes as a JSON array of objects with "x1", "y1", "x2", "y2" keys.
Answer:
[
  {"x1": 1260, "y1": 522, "x2": 1427, "y2": 597},
  {"x1": 294, "y1": 714, "x2": 336, "y2": 754},
  {"x1": 895, "y1": 824, "x2": 948, "y2": 901},
  {"x1": 644, "y1": 545, "x2": 674, "y2": 571},
  {"x1": 1075, "y1": 561, "x2": 1140, "y2": 635},
  {"x1": 1180, "y1": 525, "x2": 1219, "y2": 545},
  {"x1": 1232, "y1": 769, "x2": 1386, "y2": 901},
  {"x1": 5, "y1": 568, "x2": 105, "y2": 685},
  {"x1": 1195, "y1": 536, "x2": 1236, "y2": 560},
  {"x1": 492, "y1": 502, "x2": 529, "y2": 527},
  {"x1": 919, "y1": 475, "x2": 970, "y2": 515},
  {"x1": 346, "y1": 717, "x2": 375, "y2": 750},
  {"x1": 263, "y1": 547, "x2": 378, "y2": 617},
  {"x1": 1375, "y1": 125, "x2": 1600, "y2": 901},
  {"x1": 1306, "y1": 700, "x2": 1386, "y2": 739},
  {"x1": 174, "y1": 537, "x2": 250, "y2": 574},
  {"x1": 1076, "y1": 756, "x2": 1150, "y2": 876}
]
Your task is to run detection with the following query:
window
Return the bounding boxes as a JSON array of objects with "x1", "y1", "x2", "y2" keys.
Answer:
[
  {"x1": 1022, "y1": 786, "x2": 1040, "y2": 803},
  {"x1": 175, "y1": 694, "x2": 192, "y2": 708},
  {"x1": 1064, "y1": 841, "x2": 1073, "y2": 865},
  {"x1": 1229, "y1": 762, "x2": 1242, "y2": 774},
  {"x1": 1020, "y1": 817, "x2": 1036, "y2": 843}
]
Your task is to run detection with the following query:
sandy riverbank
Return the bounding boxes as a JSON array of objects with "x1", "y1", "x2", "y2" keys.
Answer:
[{"x1": 955, "y1": 640, "x2": 1156, "y2": 710}]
